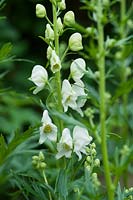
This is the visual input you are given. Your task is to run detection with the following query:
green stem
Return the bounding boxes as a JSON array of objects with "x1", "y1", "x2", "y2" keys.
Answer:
[
  {"x1": 42, "y1": 170, "x2": 52, "y2": 200},
  {"x1": 97, "y1": 1, "x2": 114, "y2": 199},
  {"x1": 52, "y1": 2, "x2": 63, "y2": 137}
]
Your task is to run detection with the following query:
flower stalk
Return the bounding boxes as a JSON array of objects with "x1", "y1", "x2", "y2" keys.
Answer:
[
  {"x1": 97, "y1": 0, "x2": 114, "y2": 199},
  {"x1": 52, "y1": 2, "x2": 63, "y2": 135}
]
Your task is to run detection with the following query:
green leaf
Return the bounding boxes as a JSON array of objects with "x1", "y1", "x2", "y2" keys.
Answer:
[
  {"x1": 0, "y1": 42, "x2": 13, "y2": 61},
  {"x1": 111, "y1": 79, "x2": 133, "y2": 102},
  {"x1": 55, "y1": 169, "x2": 68, "y2": 198}
]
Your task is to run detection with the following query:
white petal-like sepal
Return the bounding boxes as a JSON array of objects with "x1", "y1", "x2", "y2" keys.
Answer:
[
  {"x1": 29, "y1": 65, "x2": 48, "y2": 94},
  {"x1": 70, "y1": 58, "x2": 86, "y2": 81},
  {"x1": 56, "y1": 128, "x2": 73, "y2": 159},
  {"x1": 73, "y1": 126, "x2": 92, "y2": 160}
]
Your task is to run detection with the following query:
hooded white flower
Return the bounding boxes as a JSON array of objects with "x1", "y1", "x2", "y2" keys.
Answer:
[
  {"x1": 61, "y1": 79, "x2": 77, "y2": 112},
  {"x1": 29, "y1": 65, "x2": 48, "y2": 94},
  {"x1": 56, "y1": 128, "x2": 73, "y2": 159},
  {"x1": 69, "y1": 32, "x2": 83, "y2": 51},
  {"x1": 39, "y1": 110, "x2": 57, "y2": 144},
  {"x1": 72, "y1": 80, "x2": 87, "y2": 116},
  {"x1": 73, "y1": 126, "x2": 92, "y2": 160},
  {"x1": 50, "y1": 50, "x2": 61, "y2": 73},
  {"x1": 45, "y1": 24, "x2": 54, "y2": 41},
  {"x1": 70, "y1": 58, "x2": 86, "y2": 82}
]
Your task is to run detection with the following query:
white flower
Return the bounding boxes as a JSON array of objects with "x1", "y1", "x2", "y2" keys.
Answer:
[
  {"x1": 50, "y1": 50, "x2": 61, "y2": 73},
  {"x1": 64, "y1": 11, "x2": 75, "y2": 26},
  {"x1": 70, "y1": 58, "x2": 86, "y2": 81},
  {"x1": 61, "y1": 79, "x2": 77, "y2": 112},
  {"x1": 69, "y1": 32, "x2": 83, "y2": 51},
  {"x1": 36, "y1": 4, "x2": 46, "y2": 18},
  {"x1": 39, "y1": 110, "x2": 57, "y2": 144},
  {"x1": 72, "y1": 80, "x2": 87, "y2": 116},
  {"x1": 29, "y1": 65, "x2": 48, "y2": 94},
  {"x1": 45, "y1": 24, "x2": 54, "y2": 41},
  {"x1": 56, "y1": 128, "x2": 73, "y2": 159},
  {"x1": 73, "y1": 126, "x2": 92, "y2": 160}
]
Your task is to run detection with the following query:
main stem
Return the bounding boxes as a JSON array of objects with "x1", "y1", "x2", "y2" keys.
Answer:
[
  {"x1": 52, "y1": 3, "x2": 63, "y2": 136},
  {"x1": 97, "y1": 0, "x2": 114, "y2": 199}
]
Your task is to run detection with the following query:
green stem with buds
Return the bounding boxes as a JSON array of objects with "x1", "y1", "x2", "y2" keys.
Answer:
[
  {"x1": 52, "y1": 2, "x2": 63, "y2": 137},
  {"x1": 97, "y1": 0, "x2": 114, "y2": 199}
]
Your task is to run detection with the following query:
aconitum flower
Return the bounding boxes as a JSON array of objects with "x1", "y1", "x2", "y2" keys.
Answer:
[
  {"x1": 29, "y1": 65, "x2": 48, "y2": 94},
  {"x1": 73, "y1": 126, "x2": 92, "y2": 160},
  {"x1": 39, "y1": 110, "x2": 57, "y2": 144},
  {"x1": 70, "y1": 58, "x2": 86, "y2": 81},
  {"x1": 64, "y1": 11, "x2": 75, "y2": 26},
  {"x1": 56, "y1": 128, "x2": 73, "y2": 159},
  {"x1": 45, "y1": 24, "x2": 54, "y2": 41},
  {"x1": 69, "y1": 32, "x2": 83, "y2": 51},
  {"x1": 36, "y1": 4, "x2": 46, "y2": 18},
  {"x1": 61, "y1": 79, "x2": 77, "y2": 112},
  {"x1": 50, "y1": 50, "x2": 61, "y2": 73}
]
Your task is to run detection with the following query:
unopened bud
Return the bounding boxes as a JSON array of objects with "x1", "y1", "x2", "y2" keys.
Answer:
[
  {"x1": 36, "y1": 4, "x2": 46, "y2": 18},
  {"x1": 64, "y1": 11, "x2": 75, "y2": 26},
  {"x1": 69, "y1": 32, "x2": 83, "y2": 51},
  {"x1": 58, "y1": 0, "x2": 66, "y2": 10}
]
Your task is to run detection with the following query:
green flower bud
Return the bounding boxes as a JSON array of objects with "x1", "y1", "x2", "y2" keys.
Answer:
[
  {"x1": 57, "y1": 17, "x2": 63, "y2": 35},
  {"x1": 45, "y1": 24, "x2": 54, "y2": 41},
  {"x1": 47, "y1": 46, "x2": 53, "y2": 60},
  {"x1": 36, "y1": 4, "x2": 46, "y2": 18},
  {"x1": 64, "y1": 11, "x2": 75, "y2": 26},
  {"x1": 86, "y1": 156, "x2": 91, "y2": 163},
  {"x1": 39, "y1": 151, "x2": 45, "y2": 161},
  {"x1": 58, "y1": 0, "x2": 66, "y2": 10},
  {"x1": 94, "y1": 71, "x2": 100, "y2": 79},
  {"x1": 40, "y1": 162, "x2": 47, "y2": 169},
  {"x1": 91, "y1": 143, "x2": 96, "y2": 149},
  {"x1": 69, "y1": 32, "x2": 83, "y2": 51},
  {"x1": 94, "y1": 159, "x2": 100, "y2": 167}
]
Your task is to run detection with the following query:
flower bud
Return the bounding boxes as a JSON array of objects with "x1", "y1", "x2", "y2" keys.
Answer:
[
  {"x1": 39, "y1": 151, "x2": 45, "y2": 161},
  {"x1": 36, "y1": 4, "x2": 46, "y2": 18},
  {"x1": 94, "y1": 159, "x2": 100, "y2": 167},
  {"x1": 47, "y1": 46, "x2": 53, "y2": 60},
  {"x1": 57, "y1": 17, "x2": 63, "y2": 35},
  {"x1": 45, "y1": 24, "x2": 54, "y2": 41},
  {"x1": 50, "y1": 50, "x2": 61, "y2": 73},
  {"x1": 64, "y1": 11, "x2": 75, "y2": 26},
  {"x1": 69, "y1": 32, "x2": 83, "y2": 51},
  {"x1": 58, "y1": 0, "x2": 66, "y2": 10}
]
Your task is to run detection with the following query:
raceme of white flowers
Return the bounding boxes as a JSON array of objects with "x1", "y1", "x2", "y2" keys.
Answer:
[
  {"x1": 39, "y1": 110, "x2": 57, "y2": 144},
  {"x1": 56, "y1": 125, "x2": 92, "y2": 160},
  {"x1": 29, "y1": 65, "x2": 48, "y2": 94}
]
